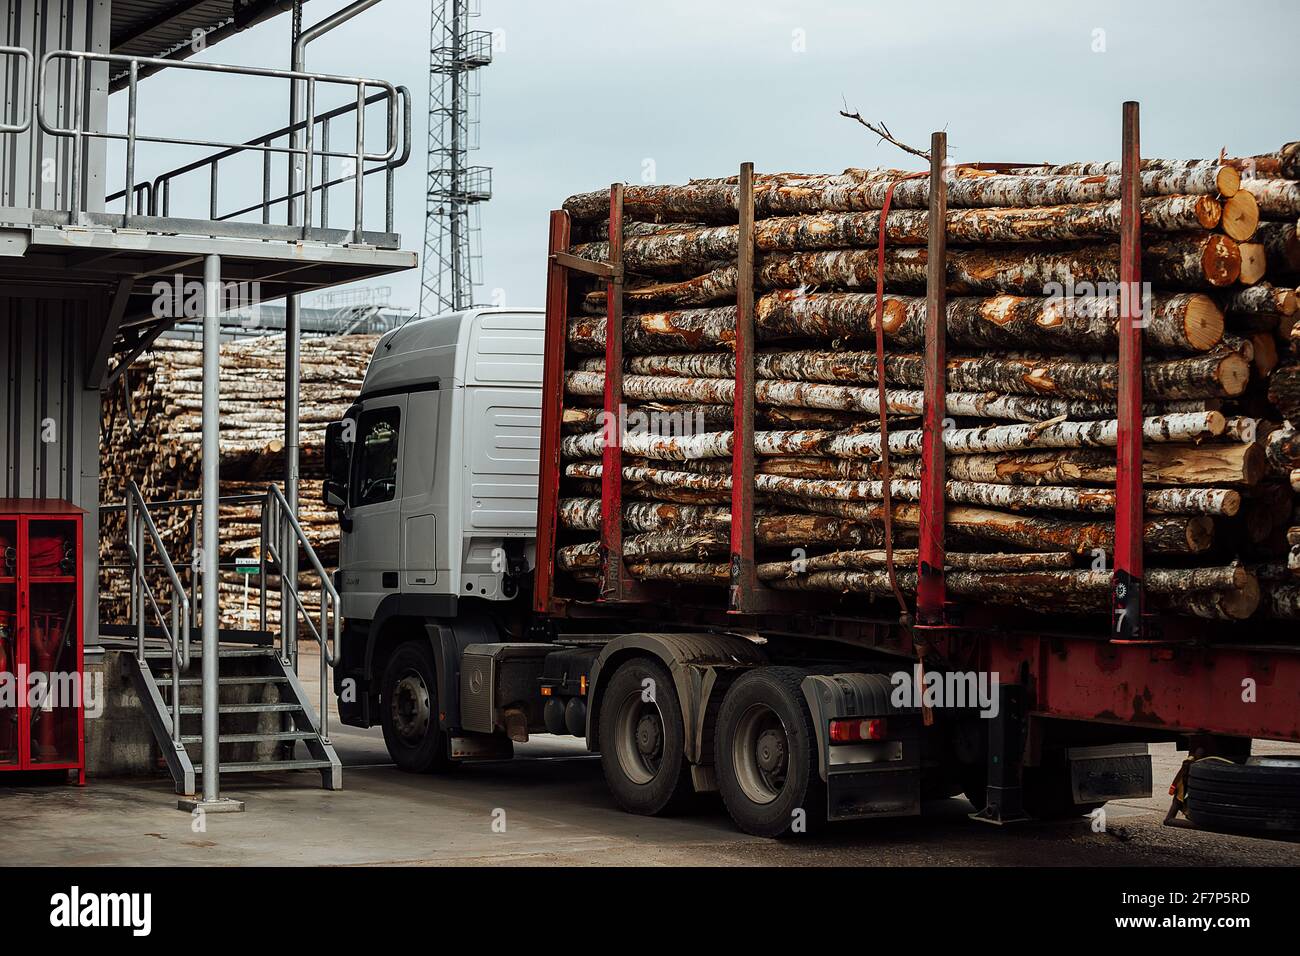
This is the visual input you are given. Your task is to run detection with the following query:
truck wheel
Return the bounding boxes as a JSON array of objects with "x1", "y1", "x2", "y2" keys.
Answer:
[
  {"x1": 1187, "y1": 756, "x2": 1300, "y2": 834},
  {"x1": 380, "y1": 641, "x2": 454, "y2": 774},
  {"x1": 598, "y1": 658, "x2": 693, "y2": 816},
  {"x1": 715, "y1": 667, "x2": 825, "y2": 838}
]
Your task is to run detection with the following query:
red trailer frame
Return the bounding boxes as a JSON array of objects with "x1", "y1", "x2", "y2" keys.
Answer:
[{"x1": 533, "y1": 103, "x2": 1300, "y2": 746}]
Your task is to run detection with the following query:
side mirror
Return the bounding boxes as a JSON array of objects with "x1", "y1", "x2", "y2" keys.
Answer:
[
  {"x1": 323, "y1": 481, "x2": 347, "y2": 509},
  {"x1": 323, "y1": 419, "x2": 352, "y2": 509}
]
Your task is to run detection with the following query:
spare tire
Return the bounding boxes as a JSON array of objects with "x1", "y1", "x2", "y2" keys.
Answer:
[{"x1": 1186, "y1": 756, "x2": 1300, "y2": 835}]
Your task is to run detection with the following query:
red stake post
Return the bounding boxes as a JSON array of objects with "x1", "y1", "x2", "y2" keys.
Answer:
[
  {"x1": 533, "y1": 210, "x2": 572, "y2": 614},
  {"x1": 1113, "y1": 101, "x2": 1145, "y2": 638}
]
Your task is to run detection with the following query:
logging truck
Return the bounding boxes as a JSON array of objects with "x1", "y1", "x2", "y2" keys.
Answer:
[{"x1": 322, "y1": 304, "x2": 1300, "y2": 838}]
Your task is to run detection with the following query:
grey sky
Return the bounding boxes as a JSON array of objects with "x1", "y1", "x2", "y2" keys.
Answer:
[{"x1": 111, "y1": 0, "x2": 1300, "y2": 314}]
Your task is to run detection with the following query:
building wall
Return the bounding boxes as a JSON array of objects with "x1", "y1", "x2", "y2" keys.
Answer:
[
  {"x1": 0, "y1": 295, "x2": 102, "y2": 646},
  {"x1": 1, "y1": 0, "x2": 109, "y2": 213}
]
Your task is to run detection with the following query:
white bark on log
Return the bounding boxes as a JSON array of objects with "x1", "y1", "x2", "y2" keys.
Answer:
[
  {"x1": 560, "y1": 169, "x2": 1237, "y2": 221},
  {"x1": 566, "y1": 461, "x2": 1234, "y2": 516},
  {"x1": 1223, "y1": 281, "x2": 1297, "y2": 316},
  {"x1": 1237, "y1": 179, "x2": 1300, "y2": 218},
  {"x1": 943, "y1": 442, "x2": 1266, "y2": 487},
  {"x1": 560, "y1": 413, "x2": 1225, "y2": 462},
  {"x1": 569, "y1": 291, "x2": 1223, "y2": 355},
  {"x1": 600, "y1": 349, "x2": 1248, "y2": 401},
  {"x1": 569, "y1": 197, "x2": 1222, "y2": 270}
]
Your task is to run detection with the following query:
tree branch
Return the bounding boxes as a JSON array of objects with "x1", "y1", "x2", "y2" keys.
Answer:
[{"x1": 839, "y1": 106, "x2": 931, "y2": 162}]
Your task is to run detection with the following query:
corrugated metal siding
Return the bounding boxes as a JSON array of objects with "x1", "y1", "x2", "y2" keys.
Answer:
[
  {"x1": 1, "y1": 0, "x2": 109, "y2": 212},
  {"x1": 0, "y1": 296, "x2": 102, "y2": 644}
]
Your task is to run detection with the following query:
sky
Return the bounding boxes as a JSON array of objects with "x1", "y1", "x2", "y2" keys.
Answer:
[{"x1": 107, "y1": 0, "x2": 1300, "y2": 315}]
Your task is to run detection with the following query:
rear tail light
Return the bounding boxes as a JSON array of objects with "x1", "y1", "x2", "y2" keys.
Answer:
[{"x1": 829, "y1": 717, "x2": 888, "y2": 743}]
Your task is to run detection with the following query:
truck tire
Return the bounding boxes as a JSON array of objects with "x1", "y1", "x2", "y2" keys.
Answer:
[
  {"x1": 380, "y1": 641, "x2": 455, "y2": 774},
  {"x1": 598, "y1": 658, "x2": 693, "y2": 816},
  {"x1": 1187, "y1": 756, "x2": 1300, "y2": 834},
  {"x1": 715, "y1": 667, "x2": 825, "y2": 838}
]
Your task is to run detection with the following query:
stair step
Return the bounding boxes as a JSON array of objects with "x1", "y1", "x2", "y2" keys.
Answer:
[
  {"x1": 177, "y1": 702, "x2": 301, "y2": 715},
  {"x1": 146, "y1": 646, "x2": 277, "y2": 661},
  {"x1": 181, "y1": 731, "x2": 317, "y2": 744},
  {"x1": 193, "y1": 759, "x2": 335, "y2": 774},
  {"x1": 162, "y1": 676, "x2": 290, "y2": 689}
]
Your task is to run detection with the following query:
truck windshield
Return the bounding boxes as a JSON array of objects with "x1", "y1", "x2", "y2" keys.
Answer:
[{"x1": 352, "y1": 407, "x2": 401, "y2": 507}]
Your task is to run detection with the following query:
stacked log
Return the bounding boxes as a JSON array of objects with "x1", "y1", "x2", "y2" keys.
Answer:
[
  {"x1": 99, "y1": 334, "x2": 376, "y2": 628},
  {"x1": 553, "y1": 146, "x2": 1300, "y2": 626}
]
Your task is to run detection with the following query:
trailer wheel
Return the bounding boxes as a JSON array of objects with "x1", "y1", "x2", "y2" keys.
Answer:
[
  {"x1": 598, "y1": 658, "x2": 693, "y2": 815},
  {"x1": 715, "y1": 667, "x2": 825, "y2": 838},
  {"x1": 380, "y1": 641, "x2": 455, "y2": 774},
  {"x1": 1187, "y1": 756, "x2": 1300, "y2": 834}
]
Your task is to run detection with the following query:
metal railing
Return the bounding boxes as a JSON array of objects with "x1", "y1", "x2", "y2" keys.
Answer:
[
  {"x1": 261, "y1": 484, "x2": 340, "y2": 742},
  {"x1": 103, "y1": 491, "x2": 266, "y2": 636},
  {"x1": 104, "y1": 484, "x2": 340, "y2": 741},
  {"x1": 123, "y1": 481, "x2": 190, "y2": 743},
  {"x1": 0, "y1": 46, "x2": 34, "y2": 134},
  {"x1": 106, "y1": 86, "x2": 412, "y2": 237},
  {"x1": 36, "y1": 50, "x2": 403, "y2": 240}
]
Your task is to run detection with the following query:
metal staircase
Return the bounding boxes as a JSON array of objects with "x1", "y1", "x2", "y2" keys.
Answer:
[{"x1": 114, "y1": 482, "x2": 341, "y2": 795}]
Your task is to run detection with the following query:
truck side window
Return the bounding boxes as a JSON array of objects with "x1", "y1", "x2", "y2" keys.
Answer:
[{"x1": 352, "y1": 407, "x2": 401, "y2": 507}]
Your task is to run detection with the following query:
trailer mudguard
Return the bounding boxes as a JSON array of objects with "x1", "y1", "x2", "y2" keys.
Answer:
[
  {"x1": 585, "y1": 632, "x2": 768, "y2": 764},
  {"x1": 802, "y1": 672, "x2": 922, "y2": 820}
]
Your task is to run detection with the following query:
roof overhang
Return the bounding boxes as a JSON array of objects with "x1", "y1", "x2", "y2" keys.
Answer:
[
  {"x1": 109, "y1": 1, "x2": 310, "y2": 91},
  {"x1": 0, "y1": 219, "x2": 415, "y2": 374}
]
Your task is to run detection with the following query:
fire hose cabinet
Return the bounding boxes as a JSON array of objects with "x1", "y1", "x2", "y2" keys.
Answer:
[{"x1": 0, "y1": 500, "x2": 85, "y2": 784}]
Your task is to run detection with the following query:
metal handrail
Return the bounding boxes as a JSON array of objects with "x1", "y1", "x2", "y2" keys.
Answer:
[
  {"x1": 105, "y1": 87, "x2": 412, "y2": 234},
  {"x1": 104, "y1": 492, "x2": 267, "y2": 635},
  {"x1": 0, "y1": 46, "x2": 33, "y2": 134},
  {"x1": 261, "y1": 483, "x2": 339, "y2": 741},
  {"x1": 124, "y1": 481, "x2": 190, "y2": 744},
  {"x1": 36, "y1": 50, "x2": 399, "y2": 235}
]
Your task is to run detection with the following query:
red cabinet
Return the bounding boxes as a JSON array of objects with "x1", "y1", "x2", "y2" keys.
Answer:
[{"x1": 0, "y1": 500, "x2": 85, "y2": 783}]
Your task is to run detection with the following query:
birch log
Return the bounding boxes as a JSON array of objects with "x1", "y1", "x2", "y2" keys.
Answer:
[
  {"x1": 569, "y1": 197, "x2": 1223, "y2": 269},
  {"x1": 569, "y1": 291, "x2": 1224, "y2": 355},
  {"x1": 561, "y1": 168, "x2": 1238, "y2": 221}
]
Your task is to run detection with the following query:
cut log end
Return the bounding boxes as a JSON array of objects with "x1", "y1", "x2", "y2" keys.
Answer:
[
  {"x1": 1237, "y1": 243, "x2": 1266, "y2": 286},
  {"x1": 1215, "y1": 352, "x2": 1252, "y2": 397},
  {"x1": 1202, "y1": 235, "x2": 1243, "y2": 286},
  {"x1": 1221, "y1": 190, "x2": 1259, "y2": 242},
  {"x1": 1183, "y1": 293, "x2": 1226, "y2": 351},
  {"x1": 1216, "y1": 165, "x2": 1242, "y2": 198}
]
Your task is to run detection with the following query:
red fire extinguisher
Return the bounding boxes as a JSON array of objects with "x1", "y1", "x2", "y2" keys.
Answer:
[
  {"x1": 30, "y1": 607, "x2": 67, "y2": 761},
  {"x1": 0, "y1": 609, "x2": 14, "y2": 759}
]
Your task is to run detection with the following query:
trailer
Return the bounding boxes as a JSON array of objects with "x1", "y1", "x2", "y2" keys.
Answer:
[{"x1": 330, "y1": 109, "x2": 1300, "y2": 837}]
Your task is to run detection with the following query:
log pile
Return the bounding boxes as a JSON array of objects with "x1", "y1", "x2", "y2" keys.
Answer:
[
  {"x1": 553, "y1": 146, "x2": 1300, "y2": 626},
  {"x1": 99, "y1": 334, "x2": 377, "y2": 627}
]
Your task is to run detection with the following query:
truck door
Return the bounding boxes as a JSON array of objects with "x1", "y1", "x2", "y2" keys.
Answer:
[{"x1": 340, "y1": 396, "x2": 406, "y2": 620}]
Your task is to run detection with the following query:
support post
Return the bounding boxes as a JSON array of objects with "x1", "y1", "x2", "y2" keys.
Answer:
[
  {"x1": 730, "y1": 162, "x2": 759, "y2": 612},
  {"x1": 534, "y1": 210, "x2": 572, "y2": 614},
  {"x1": 970, "y1": 682, "x2": 1029, "y2": 825},
  {"x1": 917, "y1": 132, "x2": 948, "y2": 627},
  {"x1": 179, "y1": 255, "x2": 243, "y2": 813},
  {"x1": 1113, "y1": 101, "x2": 1144, "y2": 641},
  {"x1": 283, "y1": 296, "x2": 299, "y2": 666},
  {"x1": 600, "y1": 184, "x2": 629, "y2": 600}
]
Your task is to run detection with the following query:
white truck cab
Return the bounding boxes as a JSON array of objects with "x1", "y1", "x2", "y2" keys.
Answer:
[{"x1": 326, "y1": 308, "x2": 544, "y2": 622}]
